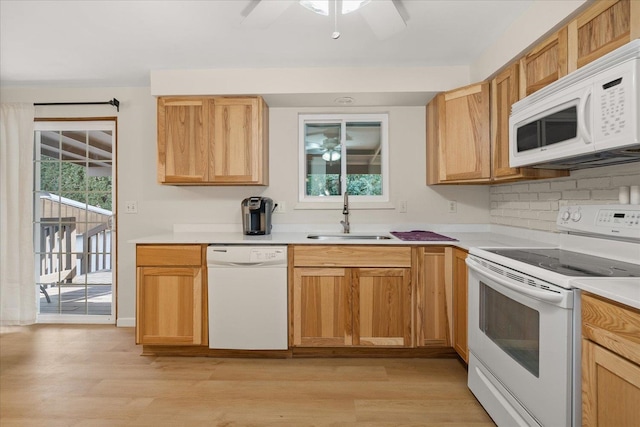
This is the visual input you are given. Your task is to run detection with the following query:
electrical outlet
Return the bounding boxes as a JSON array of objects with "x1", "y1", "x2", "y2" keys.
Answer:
[
  {"x1": 399, "y1": 200, "x2": 407, "y2": 213},
  {"x1": 124, "y1": 201, "x2": 138, "y2": 214},
  {"x1": 274, "y1": 202, "x2": 286, "y2": 213},
  {"x1": 448, "y1": 200, "x2": 457, "y2": 213}
]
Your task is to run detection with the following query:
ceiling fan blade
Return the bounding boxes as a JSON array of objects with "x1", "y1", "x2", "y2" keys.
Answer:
[
  {"x1": 241, "y1": 0, "x2": 296, "y2": 28},
  {"x1": 359, "y1": 0, "x2": 406, "y2": 40}
]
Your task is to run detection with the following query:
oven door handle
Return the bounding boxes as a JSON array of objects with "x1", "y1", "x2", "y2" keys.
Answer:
[{"x1": 466, "y1": 257, "x2": 564, "y2": 304}]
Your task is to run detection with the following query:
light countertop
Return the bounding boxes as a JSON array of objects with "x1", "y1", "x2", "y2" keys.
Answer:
[
  {"x1": 129, "y1": 225, "x2": 639, "y2": 310},
  {"x1": 572, "y1": 278, "x2": 640, "y2": 310},
  {"x1": 129, "y1": 230, "x2": 556, "y2": 250}
]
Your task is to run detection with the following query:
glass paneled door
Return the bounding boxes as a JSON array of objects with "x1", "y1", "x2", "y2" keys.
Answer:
[{"x1": 34, "y1": 121, "x2": 116, "y2": 323}]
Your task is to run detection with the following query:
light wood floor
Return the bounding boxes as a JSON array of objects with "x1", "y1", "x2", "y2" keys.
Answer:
[{"x1": 0, "y1": 325, "x2": 495, "y2": 426}]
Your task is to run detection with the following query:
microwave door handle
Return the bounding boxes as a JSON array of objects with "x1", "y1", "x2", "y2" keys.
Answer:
[
  {"x1": 578, "y1": 89, "x2": 592, "y2": 144},
  {"x1": 466, "y1": 257, "x2": 564, "y2": 304}
]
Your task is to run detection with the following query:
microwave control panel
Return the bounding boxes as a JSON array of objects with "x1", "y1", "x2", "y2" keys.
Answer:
[
  {"x1": 593, "y1": 58, "x2": 636, "y2": 143},
  {"x1": 598, "y1": 76, "x2": 627, "y2": 137},
  {"x1": 557, "y1": 204, "x2": 640, "y2": 239}
]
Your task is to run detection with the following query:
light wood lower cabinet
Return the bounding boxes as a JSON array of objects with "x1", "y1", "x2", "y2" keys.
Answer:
[
  {"x1": 451, "y1": 248, "x2": 468, "y2": 363},
  {"x1": 136, "y1": 245, "x2": 207, "y2": 346},
  {"x1": 293, "y1": 267, "x2": 351, "y2": 346},
  {"x1": 353, "y1": 267, "x2": 411, "y2": 346},
  {"x1": 581, "y1": 293, "x2": 640, "y2": 426},
  {"x1": 292, "y1": 246, "x2": 412, "y2": 347},
  {"x1": 415, "y1": 247, "x2": 448, "y2": 347}
]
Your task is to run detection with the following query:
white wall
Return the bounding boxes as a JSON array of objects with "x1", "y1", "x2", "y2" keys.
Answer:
[
  {"x1": 470, "y1": 0, "x2": 588, "y2": 81},
  {"x1": 0, "y1": 0, "x2": 595, "y2": 326},
  {"x1": 1, "y1": 86, "x2": 489, "y2": 325}
]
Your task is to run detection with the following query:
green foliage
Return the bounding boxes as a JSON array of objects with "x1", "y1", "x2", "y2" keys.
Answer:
[
  {"x1": 39, "y1": 158, "x2": 112, "y2": 211},
  {"x1": 306, "y1": 174, "x2": 381, "y2": 197},
  {"x1": 347, "y1": 174, "x2": 382, "y2": 196}
]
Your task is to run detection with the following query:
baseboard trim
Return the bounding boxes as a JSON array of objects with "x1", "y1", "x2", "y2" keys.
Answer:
[
  {"x1": 139, "y1": 345, "x2": 459, "y2": 359},
  {"x1": 117, "y1": 317, "x2": 135, "y2": 327}
]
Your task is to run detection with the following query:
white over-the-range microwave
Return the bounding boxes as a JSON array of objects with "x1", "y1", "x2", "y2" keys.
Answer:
[{"x1": 510, "y1": 39, "x2": 640, "y2": 170}]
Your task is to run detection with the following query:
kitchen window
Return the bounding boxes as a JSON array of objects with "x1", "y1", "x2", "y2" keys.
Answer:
[{"x1": 298, "y1": 114, "x2": 389, "y2": 203}]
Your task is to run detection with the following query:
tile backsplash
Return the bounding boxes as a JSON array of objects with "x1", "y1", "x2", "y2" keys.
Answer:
[{"x1": 490, "y1": 163, "x2": 640, "y2": 232}]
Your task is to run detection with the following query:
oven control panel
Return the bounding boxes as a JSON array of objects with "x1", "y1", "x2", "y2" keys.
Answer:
[{"x1": 557, "y1": 204, "x2": 640, "y2": 239}]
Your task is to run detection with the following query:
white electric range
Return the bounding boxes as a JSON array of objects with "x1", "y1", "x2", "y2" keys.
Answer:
[{"x1": 466, "y1": 204, "x2": 640, "y2": 427}]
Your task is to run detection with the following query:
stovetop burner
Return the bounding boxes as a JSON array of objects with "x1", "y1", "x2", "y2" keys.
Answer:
[{"x1": 486, "y1": 248, "x2": 640, "y2": 278}]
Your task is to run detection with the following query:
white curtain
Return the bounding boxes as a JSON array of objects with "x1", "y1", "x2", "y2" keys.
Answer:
[{"x1": 0, "y1": 103, "x2": 36, "y2": 325}]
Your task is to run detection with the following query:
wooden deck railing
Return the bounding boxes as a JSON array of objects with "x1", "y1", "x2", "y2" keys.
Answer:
[
  {"x1": 39, "y1": 217, "x2": 112, "y2": 285},
  {"x1": 82, "y1": 223, "x2": 111, "y2": 274},
  {"x1": 39, "y1": 218, "x2": 77, "y2": 284}
]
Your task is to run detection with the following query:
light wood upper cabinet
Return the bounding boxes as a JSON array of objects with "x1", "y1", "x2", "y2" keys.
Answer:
[
  {"x1": 426, "y1": 82, "x2": 491, "y2": 184},
  {"x1": 519, "y1": 1, "x2": 636, "y2": 96},
  {"x1": 569, "y1": 0, "x2": 639, "y2": 71},
  {"x1": 414, "y1": 247, "x2": 449, "y2": 347},
  {"x1": 519, "y1": 28, "x2": 569, "y2": 96},
  {"x1": 209, "y1": 97, "x2": 269, "y2": 184},
  {"x1": 581, "y1": 293, "x2": 640, "y2": 426},
  {"x1": 158, "y1": 98, "x2": 209, "y2": 184},
  {"x1": 157, "y1": 96, "x2": 268, "y2": 185},
  {"x1": 490, "y1": 64, "x2": 568, "y2": 182},
  {"x1": 292, "y1": 245, "x2": 412, "y2": 348},
  {"x1": 136, "y1": 245, "x2": 207, "y2": 346}
]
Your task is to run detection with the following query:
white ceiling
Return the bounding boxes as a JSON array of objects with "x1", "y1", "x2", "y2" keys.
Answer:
[{"x1": 0, "y1": 0, "x2": 534, "y2": 88}]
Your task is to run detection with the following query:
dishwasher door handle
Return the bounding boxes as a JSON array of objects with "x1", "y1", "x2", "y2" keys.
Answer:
[{"x1": 209, "y1": 261, "x2": 287, "y2": 267}]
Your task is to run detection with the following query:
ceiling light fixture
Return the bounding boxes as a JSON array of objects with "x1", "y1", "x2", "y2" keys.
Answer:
[
  {"x1": 299, "y1": 0, "x2": 370, "y2": 16},
  {"x1": 322, "y1": 150, "x2": 341, "y2": 162},
  {"x1": 300, "y1": 0, "x2": 371, "y2": 39}
]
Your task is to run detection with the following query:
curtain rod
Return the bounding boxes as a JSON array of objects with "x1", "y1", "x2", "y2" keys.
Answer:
[{"x1": 35, "y1": 98, "x2": 120, "y2": 112}]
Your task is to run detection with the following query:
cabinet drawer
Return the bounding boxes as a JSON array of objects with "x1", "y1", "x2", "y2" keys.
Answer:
[
  {"x1": 293, "y1": 245, "x2": 411, "y2": 267},
  {"x1": 136, "y1": 245, "x2": 203, "y2": 267},
  {"x1": 582, "y1": 293, "x2": 640, "y2": 365}
]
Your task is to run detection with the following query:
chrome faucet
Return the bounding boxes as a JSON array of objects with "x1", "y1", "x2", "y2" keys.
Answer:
[{"x1": 340, "y1": 192, "x2": 350, "y2": 233}]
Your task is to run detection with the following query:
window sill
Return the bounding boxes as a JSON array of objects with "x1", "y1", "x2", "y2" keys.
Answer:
[{"x1": 294, "y1": 201, "x2": 396, "y2": 210}]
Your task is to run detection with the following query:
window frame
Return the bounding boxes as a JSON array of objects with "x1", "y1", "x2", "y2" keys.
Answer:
[{"x1": 298, "y1": 113, "x2": 389, "y2": 204}]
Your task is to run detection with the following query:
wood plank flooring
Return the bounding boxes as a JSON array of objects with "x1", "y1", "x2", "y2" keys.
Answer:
[{"x1": 0, "y1": 325, "x2": 495, "y2": 426}]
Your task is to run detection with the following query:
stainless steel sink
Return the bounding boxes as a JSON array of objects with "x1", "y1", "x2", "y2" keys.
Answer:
[{"x1": 307, "y1": 234, "x2": 393, "y2": 240}]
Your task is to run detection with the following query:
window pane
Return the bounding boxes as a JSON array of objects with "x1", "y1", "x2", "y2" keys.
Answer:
[
  {"x1": 304, "y1": 122, "x2": 342, "y2": 196},
  {"x1": 345, "y1": 121, "x2": 382, "y2": 196}
]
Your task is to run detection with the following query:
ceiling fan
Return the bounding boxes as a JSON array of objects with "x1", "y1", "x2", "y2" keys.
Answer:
[
  {"x1": 305, "y1": 127, "x2": 352, "y2": 161},
  {"x1": 240, "y1": 0, "x2": 407, "y2": 40}
]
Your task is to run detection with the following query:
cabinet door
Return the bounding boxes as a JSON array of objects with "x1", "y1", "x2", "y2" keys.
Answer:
[
  {"x1": 491, "y1": 64, "x2": 521, "y2": 180},
  {"x1": 157, "y1": 97, "x2": 209, "y2": 184},
  {"x1": 436, "y1": 82, "x2": 491, "y2": 183},
  {"x1": 490, "y1": 64, "x2": 569, "y2": 182},
  {"x1": 452, "y1": 248, "x2": 468, "y2": 362},
  {"x1": 353, "y1": 267, "x2": 411, "y2": 347},
  {"x1": 415, "y1": 248, "x2": 449, "y2": 347},
  {"x1": 136, "y1": 266, "x2": 203, "y2": 345},
  {"x1": 582, "y1": 339, "x2": 640, "y2": 426},
  {"x1": 210, "y1": 97, "x2": 268, "y2": 185},
  {"x1": 570, "y1": 0, "x2": 638, "y2": 70},
  {"x1": 426, "y1": 95, "x2": 441, "y2": 185},
  {"x1": 292, "y1": 267, "x2": 352, "y2": 346},
  {"x1": 520, "y1": 28, "x2": 568, "y2": 96}
]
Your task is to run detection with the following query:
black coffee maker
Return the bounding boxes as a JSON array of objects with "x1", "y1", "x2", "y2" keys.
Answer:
[{"x1": 241, "y1": 197, "x2": 274, "y2": 235}]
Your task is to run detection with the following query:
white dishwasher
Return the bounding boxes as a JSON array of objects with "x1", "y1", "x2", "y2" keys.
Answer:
[{"x1": 207, "y1": 245, "x2": 288, "y2": 350}]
